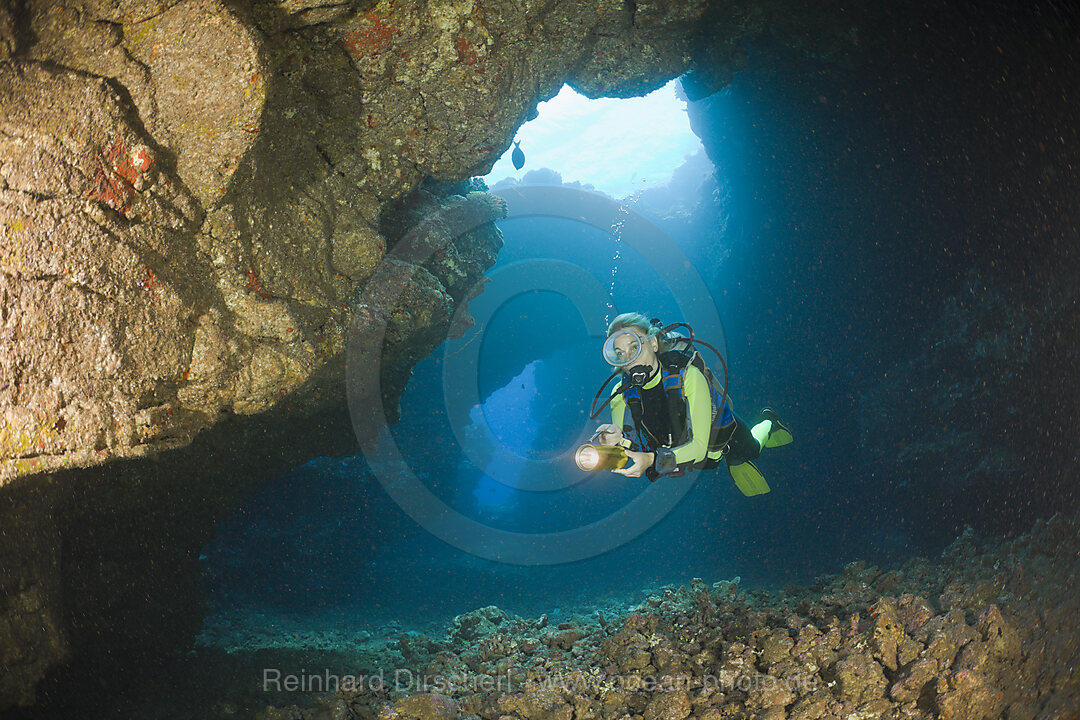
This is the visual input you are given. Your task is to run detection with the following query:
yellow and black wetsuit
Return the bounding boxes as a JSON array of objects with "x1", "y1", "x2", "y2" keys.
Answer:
[
  {"x1": 610, "y1": 363, "x2": 727, "y2": 477},
  {"x1": 610, "y1": 355, "x2": 769, "y2": 494}
]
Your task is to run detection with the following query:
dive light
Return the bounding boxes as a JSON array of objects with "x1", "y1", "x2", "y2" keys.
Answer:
[{"x1": 575, "y1": 444, "x2": 628, "y2": 471}]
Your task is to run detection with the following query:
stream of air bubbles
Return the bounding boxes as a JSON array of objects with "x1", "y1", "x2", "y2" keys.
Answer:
[{"x1": 604, "y1": 205, "x2": 630, "y2": 325}]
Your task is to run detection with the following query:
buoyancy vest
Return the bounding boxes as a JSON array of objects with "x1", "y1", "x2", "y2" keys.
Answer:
[{"x1": 621, "y1": 350, "x2": 736, "y2": 458}]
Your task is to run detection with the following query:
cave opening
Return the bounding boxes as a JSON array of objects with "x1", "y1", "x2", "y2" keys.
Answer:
[
  {"x1": 199, "y1": 7, "x2": 1080, "y2": 671},
  {"x1": 199, "y1": 76, "x2": 731, "y2": 635},
  {"x1": 482, "y1": 79, "x2": 707, "y2": 200},
  {"x1": 193, "y1": 13, "x2": 1080, "y2": 713},
  {"x1": 6, "y1": 0, "x2": 1080, "y2": 717}
]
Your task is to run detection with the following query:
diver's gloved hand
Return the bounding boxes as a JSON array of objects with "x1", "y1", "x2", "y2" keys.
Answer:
[
  {"x1": 593, "y1": 423, "x2": 623, "y2": 445},
  {"x1": 614, "y1": 450, "x2": 656, "y2": 478}
]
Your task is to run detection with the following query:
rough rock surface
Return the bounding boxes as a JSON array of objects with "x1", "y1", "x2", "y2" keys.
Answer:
[
  {"x1": 1, "y1": 62, "x2": 205, "y2": 474},
  {"x1": 0, "y1": 0, "x2": 856, "y2": 710},
  {"x1": 0, "y1": 0, "x2": 16, "y2": 60},
  {"x1": 0, "y1": 0, "x2": 780, "y2": 480},
  {"x1": 254, "y1": 514, "x2": 1080, "y2": 720}
]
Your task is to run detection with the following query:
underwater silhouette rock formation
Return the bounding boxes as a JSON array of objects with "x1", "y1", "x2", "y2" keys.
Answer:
[{"x1": 0, "y1": 0, "x2": 859, "y2": 710}]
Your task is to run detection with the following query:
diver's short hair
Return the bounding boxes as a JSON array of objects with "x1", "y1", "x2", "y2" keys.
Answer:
[{"x1": 606, "y1": 312, "x2": 674, "y2": 352}]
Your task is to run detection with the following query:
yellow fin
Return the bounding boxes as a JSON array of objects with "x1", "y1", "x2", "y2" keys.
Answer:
[
  {"x1": 765, "y1": 426, "x2": 793, "y2": 447},
  {"x1": 728, "y1": 461, "x2": 771, "y2": 496}
]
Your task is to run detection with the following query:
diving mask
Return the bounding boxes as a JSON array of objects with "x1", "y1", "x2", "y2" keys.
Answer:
[{"x1": 603, "y1": 330, "x2": 648, "y2": 367}]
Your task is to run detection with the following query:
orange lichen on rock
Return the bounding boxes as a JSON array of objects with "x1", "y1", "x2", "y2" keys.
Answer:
[
  {"x1": 343, "y1": 10, "x2": 397, "y2": 58},
  {"x1": 87, "y1": 140, "x2": 154, "y2": 215},
  {"x1": 455, "y1": 36, "x2": 481, "y2": 66},
  {"x1": 246, "y1": 267, "x2": 271, "y2": 299},
  {"x1": 142, "y1": 264, "x2": 164, "y2": 305}
]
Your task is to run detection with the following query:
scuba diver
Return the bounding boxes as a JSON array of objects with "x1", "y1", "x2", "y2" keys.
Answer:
[{"x1": 582, "y1": 312, "x2": 792, "y2": 496}]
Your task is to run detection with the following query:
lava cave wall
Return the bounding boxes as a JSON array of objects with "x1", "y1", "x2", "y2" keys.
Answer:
[
  {"x1": 3, "y1": 0, "x2": 1077, "y2": 712},
  {"x1": 0, "y1": 0, "x2": 856, "y2": 710},
  {"x1": 683, "y1": 1, "x2": 1080, "y2": 545}
]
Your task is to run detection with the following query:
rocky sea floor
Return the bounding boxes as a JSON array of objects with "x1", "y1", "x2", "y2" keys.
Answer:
[{"x1": 181, "y1": 514, "x2": 1079, "y2": 720}]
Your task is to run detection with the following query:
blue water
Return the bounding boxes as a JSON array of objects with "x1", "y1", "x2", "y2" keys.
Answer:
[
  {"x1": 201, "y1": 0, "x2": 1078, "y2": 663},
  {"x1": 204, "y1": 186, "x2": 936, "y2": 628}
]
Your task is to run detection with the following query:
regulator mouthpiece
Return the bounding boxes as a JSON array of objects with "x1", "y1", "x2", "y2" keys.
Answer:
[{"x1": 575, "y1": 444, "x2": 629, "y2": 471}]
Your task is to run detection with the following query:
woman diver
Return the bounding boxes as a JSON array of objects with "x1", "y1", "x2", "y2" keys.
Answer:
[{"x1": 591, "y1": 312, "x2": 792, "y2": 495}]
